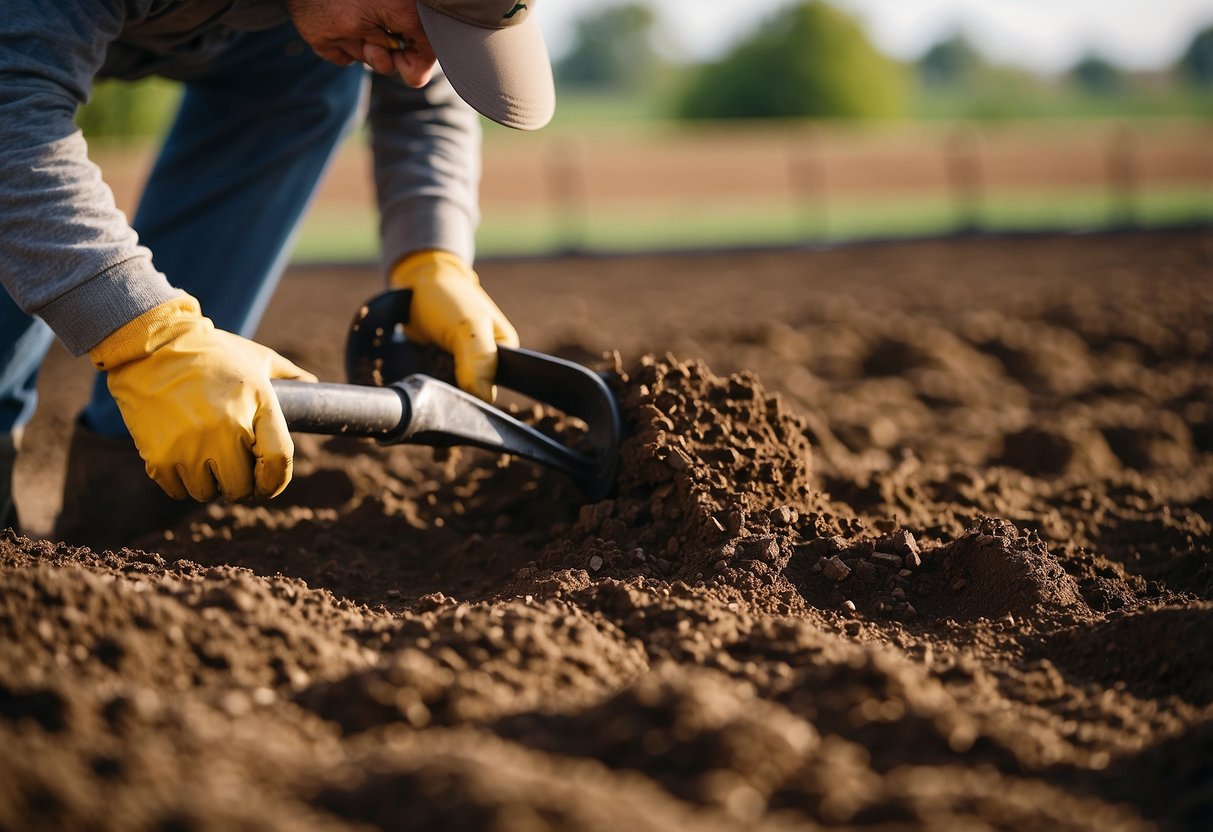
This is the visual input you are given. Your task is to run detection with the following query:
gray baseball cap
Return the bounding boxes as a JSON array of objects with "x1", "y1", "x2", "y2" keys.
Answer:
[{"x1": 417, "y1": 0, "x2": 555, "y2": 131}]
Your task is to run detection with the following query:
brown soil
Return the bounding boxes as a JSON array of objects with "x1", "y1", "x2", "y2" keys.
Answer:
[{"x1": 4, "y1": 229, "x2": 1213, "y2": 830}]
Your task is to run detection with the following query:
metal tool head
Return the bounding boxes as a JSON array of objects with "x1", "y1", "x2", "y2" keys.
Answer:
[{"x1": 346, "y1": 289, "x2": 622, "y2": 500}]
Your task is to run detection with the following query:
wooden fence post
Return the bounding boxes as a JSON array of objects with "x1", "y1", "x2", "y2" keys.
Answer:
[
  {"x1": 1107, "y1": 123, "x2": 1140, "y2": 230},
  {"x1": 787, "y1": 122, "x2": 829, "y2": 242},
  {"x1": 946, "y1": 124, "x2": 983, "y2": 234},
  {"x1": 546, "y1": 134, "x2": 590, "y2": 255}
]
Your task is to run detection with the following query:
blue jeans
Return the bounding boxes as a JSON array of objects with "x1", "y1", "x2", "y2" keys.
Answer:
[{"x1": 0, "y1": 23, "x2": 365, "y2": 438}]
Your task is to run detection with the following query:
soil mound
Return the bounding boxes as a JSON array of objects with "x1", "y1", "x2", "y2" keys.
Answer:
[
  {"x1": 1040, "y1": 602, "x2": 1213, "y2": 705},
  {"x1": 298, "y1": 598, "x2": 648, "y2": 733},
  {"x1": 933, "y1": 516, "x2": 1086, "y2": 622},
  {"x1": 526, "y1": 355, "x2": 853, "y2": 614}
]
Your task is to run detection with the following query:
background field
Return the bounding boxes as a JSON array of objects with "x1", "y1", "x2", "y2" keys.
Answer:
[{"x1": 89, "y1": 116, "x2": 1213, "y2": 264}]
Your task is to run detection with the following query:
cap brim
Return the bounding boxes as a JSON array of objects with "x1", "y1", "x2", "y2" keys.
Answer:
[{"x1": 417, "y1": 4, "x2": 555, "y2": 131}]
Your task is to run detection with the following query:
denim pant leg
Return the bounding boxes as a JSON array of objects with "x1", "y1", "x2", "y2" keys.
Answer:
[
  {"x1": 0, "y1": 290, "x2": 56, "y2": 436},
  {"x1": 82, "y1": 23, "x2": 367, "y2": 437}
]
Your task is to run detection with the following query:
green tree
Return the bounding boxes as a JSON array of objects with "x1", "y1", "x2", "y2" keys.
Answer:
[
  {"x1": 1177, "y1": 24, "x2": 1213, "y2": 88},
  {"x1": 554, "y1": 2, "x2": 661, "y2": 92},
  {"x1": 1070, "y1": 53, "x2": 1125, "y2": 95},
  {"x1": 676, "y1": 1, "x2": 906, "y2": 120},
  {"x1": 918, "y1": 33, "x2": 984, "y2": 89}
]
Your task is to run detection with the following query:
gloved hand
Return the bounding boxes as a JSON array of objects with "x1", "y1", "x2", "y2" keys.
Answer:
[
  {"x1": 390, "y1": 249, "x2": 519, "y2": 402},
  {"x1": 90, "y1": 295, "x2": 316, "y2": 502}
]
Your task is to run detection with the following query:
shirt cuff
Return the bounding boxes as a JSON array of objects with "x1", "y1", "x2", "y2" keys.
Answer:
[
  {"x1": 36, "y1": 257, "x2": 183, "y2": 356},
  {"x1": 379, "y1": 196, "x2": 477, "y2": 274}
]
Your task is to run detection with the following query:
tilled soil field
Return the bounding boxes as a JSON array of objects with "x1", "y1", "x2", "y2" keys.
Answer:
[{"x1": 3, "y1": 230, "x2": 1212, "y2": 830}]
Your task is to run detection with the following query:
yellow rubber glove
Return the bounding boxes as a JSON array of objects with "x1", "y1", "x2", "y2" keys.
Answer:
[
  {"x1": 90, "y1": 295, "x2": 316, "y2": 503},
  {"x1": 390, "y1": 250, "x2": 519, "y2": 402}
]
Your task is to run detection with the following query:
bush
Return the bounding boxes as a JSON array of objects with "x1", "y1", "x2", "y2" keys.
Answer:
[
  {"x1": 675, "y1": 1, "x2": 906, "y2": 120},
  {"x1": 1070, "y1": 54, "x2": 1125, "y2": 96},
  {"x1": 917, "y1": 34, "x2": 984, "y2": 89},
  {"x1": 554, "y1": 2, "x2": 662, "y2": 93},
  {"x1": 1177, "y1": 25, "x2": 1213, "y2": 88}
]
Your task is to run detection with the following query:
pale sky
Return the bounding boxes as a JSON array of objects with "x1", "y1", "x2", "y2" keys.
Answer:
[{"x1": 538, "y1": 0, "x2": 1213, "y2": 74}]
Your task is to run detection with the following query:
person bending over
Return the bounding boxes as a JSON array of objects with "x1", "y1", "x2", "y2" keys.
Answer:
[{"x1": 0, "y1": 0, "x2": 555, "y2": 547}]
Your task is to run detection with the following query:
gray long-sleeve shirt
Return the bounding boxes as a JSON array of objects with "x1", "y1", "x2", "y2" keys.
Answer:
[{"x1": 0, "y1": 0, "x2": 481, "y2": 356}]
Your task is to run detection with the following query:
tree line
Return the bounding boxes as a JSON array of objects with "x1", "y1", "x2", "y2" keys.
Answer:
[
  {"x1": 79, "y1": 1, "x2": 1213, "y2": 137},
  {"x1": 554, "y1": 0, "x2": 1213, "y2": 120}
]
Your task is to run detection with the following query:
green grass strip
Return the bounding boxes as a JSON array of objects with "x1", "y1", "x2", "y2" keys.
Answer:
[{"x1": 291, "y1": 185, "x2": 1213, "y2": 263}]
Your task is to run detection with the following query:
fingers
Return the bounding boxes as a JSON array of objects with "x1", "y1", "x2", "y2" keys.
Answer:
[
  {"x1": 458, "y1": 301, "x2": 518, "y2": 401},
  {"x1": 149, "y1": 448, "x2": 256, "y2": 503},
  {"x1": 179, "y1": 460, "x2": 223, "y2": 503},
  {"x1": 146, "y1": 460, "x2": 189, "y2": 502},
  {"x1": 143, "y1": 446, "x2": 222, "y2": 503},
  {"x1": 406, "y1": 291, "x2": 514, "y2": 402},
  {"x1": 209, "y1": 330, "x2": 317, "y2": 384},
  {"x1": 105, "y1": 315, "x2": 306, "y2": 506},
  {"x1": 144, "y1": 408, "x2": 292, "y2": 502},
  {"x1": 393, "y1": 255, "x2": 517, "y2": 402},
  {"x1": 392, "y1": 51, "x2": 413, "y2": 82},
  {"x1": 313, "y1": 43, "x2": 361, "y2": 67},
  {"x1": 365, "y1": 37, "x2": 435, "y2": 86},
  {"x1": 394, "y1": 49, "x2": 435, "y2": 87},
  {"x1": 250, "y1": 401, "x2": 295, "y2": 500},
  {"x1": 266, "y1": 352, "x2": 318, "y2": 384},
  {"x1": 362, "y1": 42, "x2": 396, "y2": 75},
  {"x1": 451, "y1": 318, "x2": 500, "y2": 403},
  {"x1": 490, "y1": 301, "x2": 520, "y2": 349},
  {"x1": 148, "y1": 459, "x2": 230, "y2": 503}
]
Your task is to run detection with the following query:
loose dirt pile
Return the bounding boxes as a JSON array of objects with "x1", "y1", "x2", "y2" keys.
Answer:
[{"x1": 3, "y1": 230, "x2": 1211, "y2": 830}]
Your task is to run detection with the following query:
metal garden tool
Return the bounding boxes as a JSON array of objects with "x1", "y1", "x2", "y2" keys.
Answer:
[{"x1": 271, "y1": 289, "x2": 621, "y2": 501}]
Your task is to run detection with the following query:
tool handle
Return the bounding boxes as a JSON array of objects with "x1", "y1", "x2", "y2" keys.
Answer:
[
  {"x1": 342, "y1": 288, "x2": 622, "y2": 500},
  {"x1": 273, "y1": 376, "x2": 611, "y2": 499},
  {"x1": 345, "y1": 289, "x2": 620, "y2": 454},
  {"x1": 272, "y1": 380, "x2": 408, "y2": 439},
  {"x1": 393, "y1": 374, "x2": 611, "y2": 494}
]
